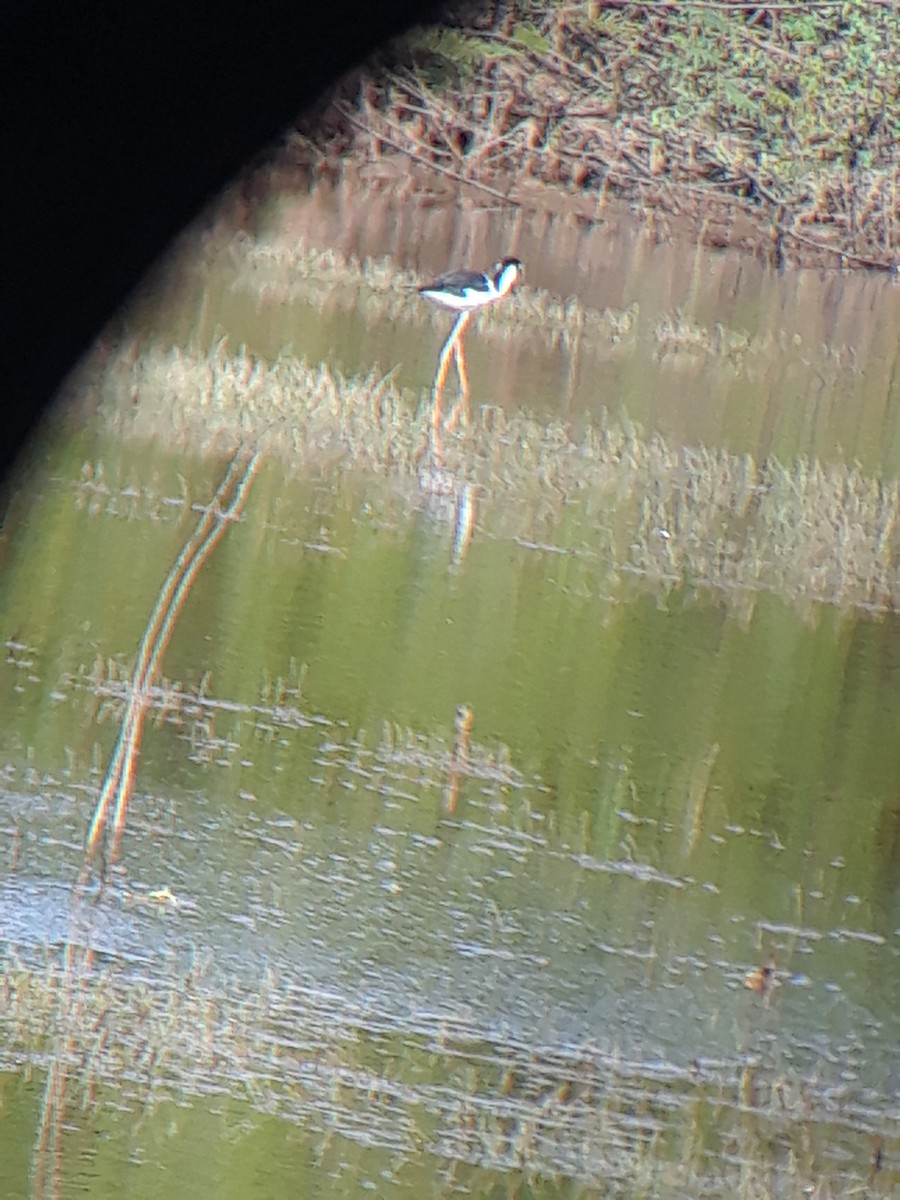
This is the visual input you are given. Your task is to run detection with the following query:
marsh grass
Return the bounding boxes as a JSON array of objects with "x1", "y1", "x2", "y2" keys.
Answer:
[
  {"x1": 1, "y1": 942, "x2": 895, "y2": 1197},
  {"x1": 56, "y1": 655, "x2": 522, "y2": 795},
  {"x1": 80, "y1": 338, "x2": 900, "y2": 615},
  {"x1": 237, "y1": 241, "x2": 640, "y2": 350},
  {"x1": 235, "y1": 241, "x2": 863, "y2": 389}
]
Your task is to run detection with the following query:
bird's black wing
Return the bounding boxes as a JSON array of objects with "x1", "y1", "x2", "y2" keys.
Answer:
[{"x1": 418, "y1": 269, "x2": 482, "y2": 296}]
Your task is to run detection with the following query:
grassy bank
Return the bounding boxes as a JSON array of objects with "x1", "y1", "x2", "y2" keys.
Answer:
[{"x1": 291, "y1": 0, "x2": 897, "y2": 270}]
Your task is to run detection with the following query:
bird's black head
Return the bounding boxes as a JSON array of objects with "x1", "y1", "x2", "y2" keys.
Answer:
[{"x1": 491, "y1": 258, "x2": 524, "y2": 292}]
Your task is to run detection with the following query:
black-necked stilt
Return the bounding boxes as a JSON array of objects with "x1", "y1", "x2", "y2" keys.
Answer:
[
  {"x1": 418, "y1": 257, "x2": 524, "y2": 455},
  {"x1": 418, "y1": 257, "x2": 524, "y2": 313}
]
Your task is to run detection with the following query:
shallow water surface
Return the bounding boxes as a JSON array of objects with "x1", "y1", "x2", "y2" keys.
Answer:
[{"x1": 1, "y1": 179, "x2": 898, "y2": 1198}]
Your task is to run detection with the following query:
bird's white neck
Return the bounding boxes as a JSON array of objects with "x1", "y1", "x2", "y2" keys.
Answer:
[{"x1": 492, "y1": 262, "x2": 520, "y2": 297}]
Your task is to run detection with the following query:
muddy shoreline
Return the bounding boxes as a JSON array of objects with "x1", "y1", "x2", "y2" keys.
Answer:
[{"x1": 256, "y1": 152, "x2": 893, "y2": 277}]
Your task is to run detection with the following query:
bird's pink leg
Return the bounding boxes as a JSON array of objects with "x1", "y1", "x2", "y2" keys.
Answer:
[{"x1": 444, "y1": 312, "x2": 472, "y2": 433}]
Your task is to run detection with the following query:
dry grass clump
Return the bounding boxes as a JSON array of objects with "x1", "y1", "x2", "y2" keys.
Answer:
[{"x1": 294, "y1": 1, "x2": 898, "y2": 270}]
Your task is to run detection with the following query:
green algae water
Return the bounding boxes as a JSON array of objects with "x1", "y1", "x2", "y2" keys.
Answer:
[{"x1": 1, "y1": 180, "x2": 898, "y2": 1198}]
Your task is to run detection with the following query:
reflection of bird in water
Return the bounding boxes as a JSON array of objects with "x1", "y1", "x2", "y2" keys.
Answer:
[
  {"x1": 418, "y1": 257, "x2": 524, "y2": 312},
  {"x1": 417, "y1": 258, "x2": 524, "y2": 444}
]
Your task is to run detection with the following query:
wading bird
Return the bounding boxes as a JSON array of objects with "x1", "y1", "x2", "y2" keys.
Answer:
[
  {"x1": 418, "y1": 257, "x2": 524, "y2": 439},
  {"x1": 418, "y1": 257, "x2": 524, "y2": 313}
]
